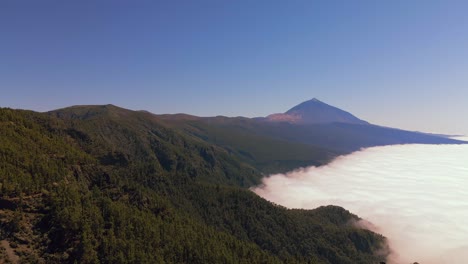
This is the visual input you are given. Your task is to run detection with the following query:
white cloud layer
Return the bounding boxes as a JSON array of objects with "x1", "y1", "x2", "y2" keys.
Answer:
[{"x1": 252, "y1": 140, "x2": 468, "y2": 264}]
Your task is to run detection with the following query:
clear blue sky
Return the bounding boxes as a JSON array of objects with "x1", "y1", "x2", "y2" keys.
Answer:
[{"x1": 1, "y1": 0, "x2": 467, "y2": 134}]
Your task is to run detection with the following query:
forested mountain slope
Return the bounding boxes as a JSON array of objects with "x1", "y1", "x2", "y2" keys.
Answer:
[
  {"x1": 159, "y1": 114, "x2": 465, "y2": 173},
  {"x1": 0, "y1": 106, "x2": 388, "y2": 263}
]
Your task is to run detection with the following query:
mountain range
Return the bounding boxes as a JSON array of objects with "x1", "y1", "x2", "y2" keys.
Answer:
[
  {"x1": 159, "y1": 98, "x2": 463, "y2": 172},
  {"x1": 0, "y1": 99, "x2": 465, "y2": 263}
]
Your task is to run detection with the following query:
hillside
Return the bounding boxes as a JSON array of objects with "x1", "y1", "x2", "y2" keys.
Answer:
[
  {"x1": 159, "y1": 115, "x2": 339, "y2": 174},
  {"x1": 0, "y1": 106, "x2": 388, "y2": 263},
  {"x1": 160, "y1": 115, "x2": 465, "y2": 173}
]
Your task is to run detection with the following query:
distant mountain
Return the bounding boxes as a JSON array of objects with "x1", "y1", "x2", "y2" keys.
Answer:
[
  {"x1": 157, "y1": 101, "x2": 466, "y2": 173},
  {"x1": 265, "y1": 98, "x2": 369, "y2": 125}
]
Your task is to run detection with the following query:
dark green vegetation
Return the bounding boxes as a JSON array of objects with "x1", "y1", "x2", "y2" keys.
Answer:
[
  {"x1": 159, "y1": 115, "x2": 339, "y2": 174},
  {"x1": 0, "y1": 105, "x2": 394, "y2": 263}
]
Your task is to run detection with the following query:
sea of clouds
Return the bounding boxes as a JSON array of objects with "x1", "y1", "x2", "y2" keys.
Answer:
[{"x1": 252, "y1": 139, "x2": 468, "y2": 264}]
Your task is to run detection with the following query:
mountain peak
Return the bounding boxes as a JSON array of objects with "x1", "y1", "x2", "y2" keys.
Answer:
[
  {"x1": 266, "y1": 98, "x2": 369, "y2": 125},
  {"x1": 286, "y1": 98, "x2": 332, "y2": 113}
]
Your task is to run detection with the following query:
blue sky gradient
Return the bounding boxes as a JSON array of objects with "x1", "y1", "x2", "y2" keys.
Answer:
[{"x1": 1, "y1": 0, "x2": 467, "y2": 134}]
